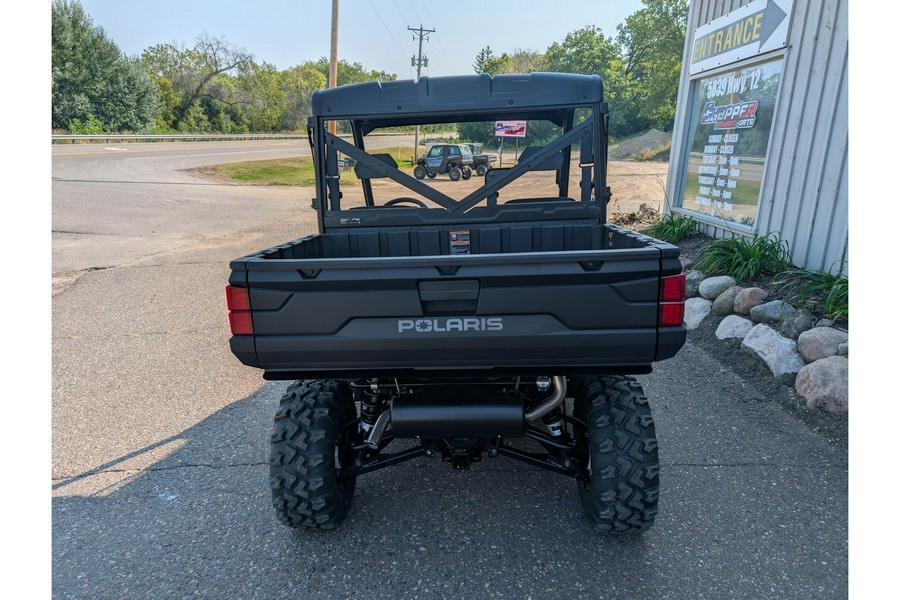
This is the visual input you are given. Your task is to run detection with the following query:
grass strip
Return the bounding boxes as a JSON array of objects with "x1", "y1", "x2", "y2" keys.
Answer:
[{"x1": 197, "y1": 147, "x2": 418, "y2": 186}]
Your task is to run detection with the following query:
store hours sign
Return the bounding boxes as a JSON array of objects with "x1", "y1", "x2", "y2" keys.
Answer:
[{"x1": 679, "y1": 59, "x2": 784, "y2": 226}]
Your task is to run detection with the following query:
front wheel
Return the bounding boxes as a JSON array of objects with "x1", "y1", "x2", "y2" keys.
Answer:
[
  {"x1": 270, "y1": 380, "x2": 358, "y2": 530},
  {"x1": 413, "y1": 165, "x2": 427, "y2": 180},
  {"x1": 576, "y1": 376, "x2": 660, "y2": 533},
  {"x1": 448, "y1": 166, "x2": 462, "y2": 181}
]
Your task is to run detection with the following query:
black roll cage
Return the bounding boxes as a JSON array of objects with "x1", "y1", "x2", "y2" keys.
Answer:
[{"x1": 307, "y1": 73, "x2": 611, "y2": 234}]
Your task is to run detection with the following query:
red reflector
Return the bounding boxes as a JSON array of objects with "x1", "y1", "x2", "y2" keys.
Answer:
[
  {"x1": 659, "y1": 302, "x2": 684, "y2": 327},
  {"x1": 226, "y1": 285, "x2": 251, "y2": 311},
  {"x1": 229, "y1": 311, "x2": 254, "y2": 335},
  {"x1": 660, "y1": 273, "x2": 686, "y2": 302},
  {"x1": 226, "y1": 285, "x2": 253, "y2": 335}
]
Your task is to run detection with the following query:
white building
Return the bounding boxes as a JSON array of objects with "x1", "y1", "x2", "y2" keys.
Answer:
[{"x1": 664, "y1": 0, "x2": 847, "y2": 274}]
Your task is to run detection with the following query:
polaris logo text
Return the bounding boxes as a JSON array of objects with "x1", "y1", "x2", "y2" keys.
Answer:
[{"x1": 397, "y1": 318, "x2": 504, "y2": 333}]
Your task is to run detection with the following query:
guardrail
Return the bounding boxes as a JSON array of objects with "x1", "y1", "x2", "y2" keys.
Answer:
[
  {"x1": 52, "y1": 133, "x2": 309, "y2": 143},
  {"x1": 52, "y1": 132, "x2": 410, "y2": 143}
]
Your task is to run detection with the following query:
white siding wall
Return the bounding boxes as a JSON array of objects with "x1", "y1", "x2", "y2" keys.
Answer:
[{"x1": 666, "y1": 0, "x2": 849, "y2": 274}]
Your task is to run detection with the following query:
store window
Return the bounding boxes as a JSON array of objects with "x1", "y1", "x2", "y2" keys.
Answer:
[{"x1": 677, "y1": 58, "x2": 784, "y2": 228}]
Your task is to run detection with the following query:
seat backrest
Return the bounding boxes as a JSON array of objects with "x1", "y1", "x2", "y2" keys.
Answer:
[
  {"x1": 516, "y1": 146, "x2": 565, "y2": 171},
  {"x1": 353, "y1": 153, "x2": 399, "y2": 179}
]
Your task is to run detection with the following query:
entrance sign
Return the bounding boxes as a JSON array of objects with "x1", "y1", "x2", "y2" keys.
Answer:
[{"x1": 689, "y1": 0, "x2": 791, "y2": 75}]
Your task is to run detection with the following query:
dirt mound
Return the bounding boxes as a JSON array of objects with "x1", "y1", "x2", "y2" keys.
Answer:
[{"x1": 609, "y1": 129, "x2": 672, "y2": 161}]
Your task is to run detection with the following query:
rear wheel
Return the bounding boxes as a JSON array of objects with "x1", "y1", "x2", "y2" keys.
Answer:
[
  {"x1": 426, "y1": 172, "x2": 436, "y2": 179},
  {"x1": 413, "y1": 165, "x2": 427, "y2": 180},
  {"x1": 461, "y1": 166, "x2": 472, "y2": 180},
  {"x1": 476, "y1": 164, "x2": 487, "y2": 177},
  {"x1": 577, "y1": 376, "x2": 660, "y2": 533},
  {"x1": 270, "y1": 380, "x2": 358, "y2": 530},
  {"x1": 448, "y1": 166, "x2": 462, "y2": 181}
]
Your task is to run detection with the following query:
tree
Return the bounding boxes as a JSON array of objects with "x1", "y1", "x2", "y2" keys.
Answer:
[
  {"x1": 278, "y1": 65, "x2": 327, "y2": 131},
  {"x1": 545, "y1": 26, "x2": 641, "y2": 137},
  {"x1": 310, "y1": 58, "x2": 396, "y2": 86},
  {"x1": 237, "y1": 61, "x2": 286, "y2": 132},
  {"x1": 141, "y1": 35, "x2": 253, "y2": 131},
  {"x1": 174, "y1": 34, "x2": 253, "y2": 129},
  {"x1": 480, "y1": 49, "x2": 545, "y2": 75},
  {"x1": 617, "y1": 0, "x2": 689, "y2": 131},
  {"x1": 472, "y1": 46, "x2": 494, "y2": 73},
  {"x1": 140, "y1": 43, "x2": 184, "y2": 131},
  {"x1": 52, "y1": 0, "x2": 159, "y2": 132}
]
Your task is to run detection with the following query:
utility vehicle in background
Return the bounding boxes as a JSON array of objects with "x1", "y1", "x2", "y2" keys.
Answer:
[{"x1": 414, "y1": 143, "x2": 474, "y2": 180}]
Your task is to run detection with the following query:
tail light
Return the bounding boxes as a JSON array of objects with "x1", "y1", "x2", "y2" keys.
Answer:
[
  {"x1": 658, "y1": 273, "x2": 685, "y2": 327},
  {"x1": 226, "y1": 285, "x2": 254, "y2": 335}
]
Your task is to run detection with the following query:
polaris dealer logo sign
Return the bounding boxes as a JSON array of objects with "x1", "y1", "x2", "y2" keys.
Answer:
[
  {"x1": 494, "y1": 121, "x2": 526, "y2": 138},
  {"x1": 701, "y1": 100, "x2": 758, "y2": 130},
  {"x1": 689, "y1": 0, "x2": 791, "y2": 75},
  {"x1": 398, "y1": 317, "x2": 503, "y2": 333}
]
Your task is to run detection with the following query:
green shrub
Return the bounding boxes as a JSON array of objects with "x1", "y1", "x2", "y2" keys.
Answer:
[
  {"x1": 694, "y1": 233, "x2": 790, "y2": 282},
  {"x1": 67, "y1": 114, "x2": 105, "y2": 134},
  {"x1": 774, "y1": 268, "x2": 848, "y2": 322},
  {"x1": 644, "y1": 214, "x2": 699, "y2": 243}
]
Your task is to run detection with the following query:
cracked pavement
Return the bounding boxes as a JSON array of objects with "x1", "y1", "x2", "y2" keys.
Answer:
[{"x1": 52, "y1": 141, "x2": 847, "y2": 599}]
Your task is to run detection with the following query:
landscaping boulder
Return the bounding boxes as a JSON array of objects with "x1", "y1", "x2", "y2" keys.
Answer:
[
  {"x1": 699, "y1": 275, "x2": 737, "y2": 300},
  {"x1": 733, "y1": 287, "x2": 769, "y2": 315},
  {"x1": 816, "y1": 319, "x2": 834, "y2": 328},
  {"x1": 712, "y1": 285, "x2": 743, "y2": 316},
  {"x1": 685, "y1": 270, "x2": 705, "y2": 298},
  {"x1": 780, "y1": 308, "x2": 816, "y2": 340},
  {"x1": 741, "y1": 324, "x2": 807, "y2": 378},
  {"x1": 715, "y1": 315, "x2": 754, "y2": 339},
  {"x1": 795, "y1": 356, "x2": 849, "y2": 414},
  {"x1": 838, "y1": 342, "x2": 848, "y2": 357},
  {"x1": 750, "y1": 300, "x2": 796, "y2": 324},
  {"x1": 684, "y1": 298, "x2": 712, "y2": 330},
  {"x1": 797, "y1": 328, "x2": 849, "y2": 363}
]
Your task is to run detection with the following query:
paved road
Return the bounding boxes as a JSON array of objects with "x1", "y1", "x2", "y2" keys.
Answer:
[{"x1": 51, "y1": 140, "x2": 847, "y2": 599}]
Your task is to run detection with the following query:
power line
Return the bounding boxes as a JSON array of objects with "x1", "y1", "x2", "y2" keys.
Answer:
[
  {"x1": 390, "y1": 0, "x2": 407, "y2": 25},
  {"x1": 366, "y1": 0, "x2": 408, "y2": 61},
  {"x1": 405, "y1": 0, "x2": 423, "y2": 27},
  {"x1": 421, "y1": 2, "x2": 452, "y2": 73}
]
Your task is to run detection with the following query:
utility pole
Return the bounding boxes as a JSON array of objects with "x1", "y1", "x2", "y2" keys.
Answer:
[
  {"x1": 328, "y1": 0, "x2": 339, "y2": 135},
  {"x1": 408, "y1": 25, "x2": 435, "y2": 160}
]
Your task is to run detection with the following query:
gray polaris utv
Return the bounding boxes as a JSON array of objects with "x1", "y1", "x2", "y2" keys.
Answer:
[{"x1": 226, "y1": 72, "x2": 686, "y2": 533}]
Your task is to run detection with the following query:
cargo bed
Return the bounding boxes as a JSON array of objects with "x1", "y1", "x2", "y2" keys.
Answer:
[{"x1": 229, "y1": 220, "x2": 685, "y2": 379}]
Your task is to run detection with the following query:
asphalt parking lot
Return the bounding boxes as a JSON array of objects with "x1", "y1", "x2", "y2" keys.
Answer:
[{"x1": 50, "y1": 140, "x2": 848, "y2": 599}]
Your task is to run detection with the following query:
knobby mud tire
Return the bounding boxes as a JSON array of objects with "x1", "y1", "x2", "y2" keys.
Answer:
[
  {"x1": 576, "y1": 376, "x2": 660, "y2": 533},
  {"x1": 270, "y1": 380, "x2": 357, "y2": 530}
]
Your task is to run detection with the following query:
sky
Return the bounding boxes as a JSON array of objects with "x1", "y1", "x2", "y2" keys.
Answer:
[
  {"x1": 76, "y1": 0, "x2": 645, "y2": 78},
  {"x1": 5, "y1": 3, "x2": 899, "y2": 595}
]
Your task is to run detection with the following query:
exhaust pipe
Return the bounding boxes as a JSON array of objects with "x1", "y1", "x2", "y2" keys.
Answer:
[
  {"x1": 389, "y1": 377, "x2": 567, "y2": 439},
  {"x1": 524, "y1": 376, "x2": 567, "y2": 422}
]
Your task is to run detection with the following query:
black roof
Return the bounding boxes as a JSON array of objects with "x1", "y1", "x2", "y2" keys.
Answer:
[{"x1": 311, "y1": 72, "x2": 604, "y2": 130}]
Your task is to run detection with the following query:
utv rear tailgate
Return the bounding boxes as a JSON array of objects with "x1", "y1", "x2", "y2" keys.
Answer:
[{"x1": 229, "y1": 244, "x2": 685, "y2": 379}]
